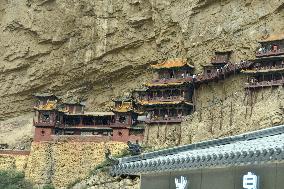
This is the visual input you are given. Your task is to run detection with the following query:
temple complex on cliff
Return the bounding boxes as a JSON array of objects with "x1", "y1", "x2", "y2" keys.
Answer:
[
  {"x1": 134, "y1": 59, "x2": 195, "y2": 124},
  {"x1": 33, "y1": 93, "x2": 143, "y2": 143},
  {"x1": 242, "y1": 33, "x2": 284, "y2": 89},
  {"x1": 32, "y1": 33, "x2": 284, "y2": 143}
]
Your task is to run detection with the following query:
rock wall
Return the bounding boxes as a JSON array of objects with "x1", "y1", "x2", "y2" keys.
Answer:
[
  {"x1": 144, "y1": 75, "x2": 284, "y2": 148},
  {"x1": 181, "y1": 75, "x2": 284, "y2": 144},
  {"x1": 25, "y1": 141, "x2": 127, "y2": 188},
  {"x1": 1, "y1": 0, "x2": 283, "y2": 120},
  {"x1": 0, "y1": 154, "x2": 29, "y2": 171}
]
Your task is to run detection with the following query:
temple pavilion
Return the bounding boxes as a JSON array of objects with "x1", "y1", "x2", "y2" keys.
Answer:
[
  {"x1": 110, "y1": 97, "x2": 144, "y2": 143},
  {"x1": 59, "y1": 98, "x2": 114, "y2": 136},
  {"x1": 33, "y1": 93, "x2": 60, "y2": 141},
  {"x1": 135, "y1": 59, "x2": 195, "y2": 124},
  {"x1": 242, "y1": 33, "x2": 284, "y2": 89}
]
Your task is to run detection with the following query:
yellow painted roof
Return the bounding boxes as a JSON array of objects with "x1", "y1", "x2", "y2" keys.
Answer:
[
  {"x1": 151, "y1": 59, "x2": 194, "y2": 69},
  {"x1": 260, "y1": 33, "x2": 284, "y2": 42},
  {"x1": 34, "y1": 101, "x2": 57, "y2": 111},
  {"x1": 145, "y1": 82, "x2": 185, "y2": 87},
  {"x1": 112, "y1": 102, "x2": 133, "y2": 113}
]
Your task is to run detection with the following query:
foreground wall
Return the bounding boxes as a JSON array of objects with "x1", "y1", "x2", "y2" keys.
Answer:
[
  {"x1": 141, "y1": 162, "x2": 284, "y2": 189},
  {"x1": 25, "y1": 141, "x2": 127, "y2": 187},
  {"x1": 0, "y1": 151, "x2": 29, "y2": 171}
]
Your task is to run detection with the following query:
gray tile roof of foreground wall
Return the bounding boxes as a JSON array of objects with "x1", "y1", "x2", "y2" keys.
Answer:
[{"x1": 110, "y1": 125, "x2": 284, "y2": 176}]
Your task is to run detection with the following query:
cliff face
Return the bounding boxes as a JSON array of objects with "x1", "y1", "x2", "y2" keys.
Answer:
[
  {"x1": 1, "y1": 0, "x2": 283, "y2": 120},
  {"x1": 144, "y1": 75, "x2": 284, "y2": 149}
]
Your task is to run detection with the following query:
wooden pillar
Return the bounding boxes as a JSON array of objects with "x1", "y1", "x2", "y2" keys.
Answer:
[
  {"x1": 79, "y1": 116, "x2": 83, "y2": 127},
  {"x1": 128, "y1": 113, "x2": 132, "y2": 125},
  {"x1": 38, "y1": 111, "x2": 40, "y2": 123}
]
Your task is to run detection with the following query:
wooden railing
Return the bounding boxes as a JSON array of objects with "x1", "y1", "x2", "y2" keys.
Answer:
[
  {"x1": 256, "y1": 48, "x2": 284, "y2": 57},
  {"x1": 244, "y1": 64, "x2": 284, "y2": 72},
  {"x1": 145, "y1": 117, "x2": 183, "y2": 123},
  {"x1": 245, "y1": 79, "x2": 284, "y2": 89},
  {"x1": 141, "y1": 96, "x2": 185, "y2": 102},
  {"x1": 33, "y1": 120, "x2": 56, "y2": 127},
  {"x1": 150, "y1": 76, "x2": 193, "y2": 85}
]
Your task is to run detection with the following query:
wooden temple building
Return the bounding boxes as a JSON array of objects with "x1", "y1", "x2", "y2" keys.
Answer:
[
  {"x1": 33, "y1": 93, "x2": 60, "y2": 142},
  {"x1": 110, "y1": 97, "x2": 144, "y2": 142},
  {"x1": 242, "y1": 33, "x2": 284, "y2": 89},
  {"x1": 134, "y1": 59, "x2": 195, "y2": 124},
  {"x1": 33, "y1": 93, "x2": 144, "y2": 143}
]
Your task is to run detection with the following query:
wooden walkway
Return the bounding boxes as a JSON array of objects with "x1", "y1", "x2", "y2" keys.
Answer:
[{"x1": 195, "y1": 61, "x2": 253, "y2": 84}]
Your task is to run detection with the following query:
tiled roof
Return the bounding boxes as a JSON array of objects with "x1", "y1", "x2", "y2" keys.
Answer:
[
  {"x1": 138, "y1": 100, "x2": 193, "y2": 106},
  {"x1": 112, "y1": 102, "x2": 133, "y2": 113},
  {"x1": 151, "y1": 59, "x2": 194, "y2": 69},
  {"x1": 259, "y1": 33, "x2": 284, "y2": 42},
  {"x1": 34, "y1": 101, "x2": 57, "y2": 111},
  {"x1": 111, "y1": 125, "x2": 284, "y2": 176}
]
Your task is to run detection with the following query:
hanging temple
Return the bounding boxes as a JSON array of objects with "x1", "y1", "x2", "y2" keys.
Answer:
[{"x1": 33, "y1": 33, "x2": 284, "y2": 143}]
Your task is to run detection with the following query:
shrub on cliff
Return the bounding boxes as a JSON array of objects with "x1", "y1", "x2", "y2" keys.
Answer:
[{"x1": 0, "y1": 170, "x2": 33, "y2": 189}]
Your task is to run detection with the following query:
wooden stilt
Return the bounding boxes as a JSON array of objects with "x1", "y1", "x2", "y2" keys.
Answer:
[
  {"x1": 229, "y1": 100, "x2": 233, "y2": 127},
  {"x1": 220, "y1": 100, "x2": 223, "y2": 130}
]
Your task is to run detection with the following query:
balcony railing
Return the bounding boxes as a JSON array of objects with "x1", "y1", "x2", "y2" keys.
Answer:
[
  {"x1": 256, "y1": 48, "x2": 284, "y2": 57},
  {"x1": 140, "y1": 96, "x2": 185, "y2": 102},
  {"x1": 243, "y1": 64, "x2": 284, "y2": 73},
  {"x1": 33, "y1": 120, "x2": 56, "y2": 127},
  {"x1": 150, "y1": 76, "x2": 193, "y2": 85},
  {"x1": 245, "y1": 79, "x2": 284, "y2": 89},
  {"x1": 145, "y1": 117, "x2": 183, "y2": 123}
]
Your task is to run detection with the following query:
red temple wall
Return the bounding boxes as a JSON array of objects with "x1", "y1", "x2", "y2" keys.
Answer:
[
  {"x1": 34, "y1": 127, "x2": 53, "y2": 142},
  {"x1": 112, "y1": 128, "x2": 144, "y2": 143}
]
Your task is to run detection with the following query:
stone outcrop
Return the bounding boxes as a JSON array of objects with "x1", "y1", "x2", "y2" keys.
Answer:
[
  {"x1": 25, "y1": 141, "x2": 127, "y2": 188},
  {"x1": 72, "y1": 169, "x2": 140, "y2": 189}
]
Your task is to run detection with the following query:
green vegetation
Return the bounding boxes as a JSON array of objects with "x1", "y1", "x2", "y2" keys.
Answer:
[
  {"x1": 43, "y1": 184, "x2": 55, "y2": 189},
  {"x1": 66, "y1": 178, "x2": 85, "y2": 189},
  {"x1": 0, "y1": 170, "x2": 33, "y2": 189}
]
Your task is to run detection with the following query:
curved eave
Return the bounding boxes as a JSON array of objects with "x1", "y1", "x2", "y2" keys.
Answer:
[
  {"x1": 138, "y1": 100, "x2": 193, "y2": 106},
  {"x1": 151, "y1": 65, "x2": 195, "y2": 70},
  {"x1": 259, "y1": 33, "x2": 284, "y2": 43},
  {"x1": 110, "y1": 124, "x2": 284, "y2": 176},
  {"x1": 34, "y1": 107, "x2": 57, "y2": 111},
  {"x1": 145, "y1": 82, "x2": 188, "y2": 87}
]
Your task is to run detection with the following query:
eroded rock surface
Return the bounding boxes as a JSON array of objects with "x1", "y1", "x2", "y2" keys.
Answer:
[{"x1": 1, "y1": 0, "x2": 283, "y2": 120}]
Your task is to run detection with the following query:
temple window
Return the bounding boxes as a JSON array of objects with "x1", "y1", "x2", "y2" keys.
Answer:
[
  {"x1": 41, "y1": 130, "x2": 45, "y2": 136},
  {"x1": 41, "y1": 112, "x2": 50, "y2": 122},
  {"x1": 119, "y1": 116, "x2": 126, "y2": 123}
]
